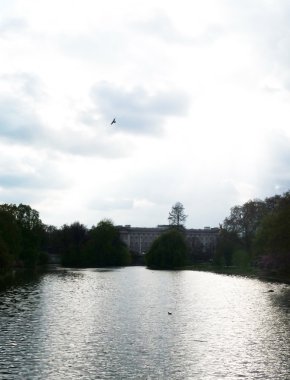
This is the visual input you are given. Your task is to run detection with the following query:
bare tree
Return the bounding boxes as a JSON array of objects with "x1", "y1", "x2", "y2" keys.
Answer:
[{"x1": 168, "y1": 202, "x2": 187, "y2": 227}]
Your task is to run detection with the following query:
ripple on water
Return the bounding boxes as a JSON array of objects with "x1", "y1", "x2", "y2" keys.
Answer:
[{"x1": 0, "y1": 268, "x2": 289, "y2": 379}]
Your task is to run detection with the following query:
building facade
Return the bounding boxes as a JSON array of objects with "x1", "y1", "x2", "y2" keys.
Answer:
[{"x1": 117, "y1": 225, "x2": 220, "y2": 257}]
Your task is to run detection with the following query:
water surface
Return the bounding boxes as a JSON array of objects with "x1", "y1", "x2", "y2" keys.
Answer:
[{"x1": 0, "y1": 267, "x2": 289, "y2": 379}]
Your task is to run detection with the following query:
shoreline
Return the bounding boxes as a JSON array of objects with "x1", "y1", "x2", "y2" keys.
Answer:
[
  {"x1": 1, "y1": 264, "x2": 290, "y2": 287},
  {"x1": 182, "y1": 264, "x2": 290, "y2": 285}
]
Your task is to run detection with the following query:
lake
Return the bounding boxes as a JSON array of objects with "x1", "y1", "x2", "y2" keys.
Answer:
[{"x1": 0, "y1": 267, "x2": 289, "y2": 379}]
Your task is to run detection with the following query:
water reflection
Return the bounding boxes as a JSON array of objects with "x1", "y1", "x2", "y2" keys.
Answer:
[{"x1": 0, "y1": 268, "x2": 289, "y2": 379}]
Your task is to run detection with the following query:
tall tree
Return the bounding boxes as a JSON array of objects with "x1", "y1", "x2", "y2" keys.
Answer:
[
  {"x1": 168, "y1": 202, "x2": 187, "y2": 227},
  {"x1": 223, "y1": 199, "x2": 267, "y2": 252},
  {"x1": 60, "y1": 222, "x2": 88, "y2": 266},
  {"x1": 83, "y1": 219, "x2": 130, "y2": 267},
  {"x1": 146, "y1": 229, "x2": 187, "y2": 269},
  {"x1": 0, "y1": 203, "x2": 44, "y2": 267},
  {"x1": 254, "y1": 198, "x2": 290, "y2": 274}
]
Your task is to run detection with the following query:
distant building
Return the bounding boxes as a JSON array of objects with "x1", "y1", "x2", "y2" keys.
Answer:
[{"x1": 117, "y1": 225, "x2": 220, "y2": 257}]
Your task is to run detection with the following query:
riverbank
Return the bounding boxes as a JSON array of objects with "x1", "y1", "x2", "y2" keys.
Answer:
[{"x1": 183, "y1": 263, "x2": 290, "y2": 284}]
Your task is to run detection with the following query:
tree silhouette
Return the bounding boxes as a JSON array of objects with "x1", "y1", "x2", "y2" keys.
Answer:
[{"x1": 168, "y1": 202, "x2": 187, "y2": 227}]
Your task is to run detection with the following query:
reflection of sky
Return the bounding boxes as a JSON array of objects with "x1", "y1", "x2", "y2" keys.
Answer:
[
  {"x1": 1, "y1": 2, "x2": 290, "y2": 227},
  {"x1": 0, "y1": 268, "x2": 289, "y2": 379}
]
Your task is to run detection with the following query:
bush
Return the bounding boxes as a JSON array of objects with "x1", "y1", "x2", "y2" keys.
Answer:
[{"x1": 146, "y1": 228, "x2": 187, "y2": 269}]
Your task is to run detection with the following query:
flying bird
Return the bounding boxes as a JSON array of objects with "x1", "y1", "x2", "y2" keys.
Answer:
[{"x1": 110, "y1": 118, "x2": 116, "y2": 125}]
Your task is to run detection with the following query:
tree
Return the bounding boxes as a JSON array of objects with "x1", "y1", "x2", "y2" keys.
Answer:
[
  {"x1": 0, "y1": 203, "x2": 44, "y2": 267},
  {"x1": 59, "y1": 222, "x2": 88, "y2": 266},
  {"x1": 223, "y1": 199, "x2": 267, "y2": 252},
  {"x1": 254, "y1": 199, "x2": 290, "y2": 274},
  {"x1": 0, "y1": 210, "x2": 22, "y2": 268},
  {"x1": 213, "y1": 228, "x2": 242, "y2": 267},
  {"x1": 83, "y1": 219, "x2": 131, "y2": 267},
  {"x1": 168, "y1": 202, "x2": 187, "y2": 227},
  {"x1": 146, "y1": 229, "x2": 187, "y2": 269}
]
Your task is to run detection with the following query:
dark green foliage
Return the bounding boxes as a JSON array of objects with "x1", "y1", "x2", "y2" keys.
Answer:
[
  {"x1": 254, "y1": 199, "x2": 290, "y2": 274},
  {"x1": 214, "y1": 229, "x2": 240, "y2": 266},
  {"x1": 146, "y1": 228, "x2": 187, "y2": 269},
  {"x1": 0, "y1": 204, "x2": 43, "y2": 268},
  {"x1": 59, "y1": 222, "x2": 88, "y2": 267},
  {"x1": 223, "y1": 199, "x2": 267, "y2": 252},
  {"x1": 222, "y1": 191, "x2": 290, "y2": 275},
  {"x1": 0, "y1": 210, "x2": 21, "y2": 266},
  {"x1": 83, "y1": 219, "x2": 131, "y2": 267},
  {"x1": 58, "y1": 219, "x2": 131, "y2": 267}
]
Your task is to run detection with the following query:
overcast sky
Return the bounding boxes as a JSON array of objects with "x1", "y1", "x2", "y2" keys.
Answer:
[{"x1": 1, "y1": 0, "x2": 290, "y2": 228}]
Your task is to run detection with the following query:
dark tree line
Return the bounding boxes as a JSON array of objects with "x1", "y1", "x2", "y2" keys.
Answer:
[
  {"x1": 1, "y1": 193, "x2": 290, "y2": 275},
  {"x1": 216, "y1": 191, "x2": 290, "y2": 275},
  {"x1": 42, "y1": 219, "x2": 131, "y2": 267},
  {"x1": 0, "y1": 203, "x2": 45, "y2": 268},
  {"x1": 0, "y1": 204, "x2": 130, "y2": 270},
  {"x1": 57, "y1": 219, "x2": 131, "y2": 267}
]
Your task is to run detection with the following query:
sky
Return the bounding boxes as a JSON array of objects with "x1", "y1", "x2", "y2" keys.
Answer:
[{"x1": 1, "y1": 0, "x2": 290, "y2": 229}]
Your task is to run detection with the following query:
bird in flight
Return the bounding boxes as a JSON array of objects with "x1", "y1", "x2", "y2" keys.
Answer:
[{"x1": 110, "y1": 118, "x2": 116, "y2": 125}]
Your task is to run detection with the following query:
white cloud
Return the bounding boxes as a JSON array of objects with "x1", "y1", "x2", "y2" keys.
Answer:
[
  {"x1": 0, "y1": 0, "x2": 290, "y2": 227},
  {"x1": 88, "y1": 81, "x2": 189, "y2": 135}
]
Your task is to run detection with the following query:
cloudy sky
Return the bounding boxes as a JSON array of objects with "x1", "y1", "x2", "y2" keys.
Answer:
[{"x1": 1, "y1": 0, "x2": 290, "y2": 228}]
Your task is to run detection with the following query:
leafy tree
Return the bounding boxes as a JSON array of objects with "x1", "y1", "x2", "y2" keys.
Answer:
[
  {"x1": 146, "y1": 228, "x2": 187, "y2": 269},
  {"x1": 59, "y1": 222, "x2": 88, "y2": 266},
  {"x1": 223, "y1": 199, "x2": 267, "y2": 252},
  {"x1": 0, "y1": 204, "x2": 43, "y2": 267},
  {"x1": 254, "y1": 200, "x2": 290, "y2": 274},
  {"x1": 16, "y1": 204, "x2": 44, "y2": 267},
  {"x1": 214, "y1": 228, "x2": 242, "y2": 266},
  {"x1": 83, "y1": 219, "x2": 130, "y2": 267},
  {"x1": 168, "y1": 202, "x2": 187, "y2": 227},
  {"x1": 0, "y1": 210, "x2": 22, "y2": 265}
]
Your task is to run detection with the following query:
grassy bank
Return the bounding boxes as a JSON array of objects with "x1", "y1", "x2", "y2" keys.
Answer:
[{"x1": 182, "y1": 263, "x2": 290, "y2": 284}]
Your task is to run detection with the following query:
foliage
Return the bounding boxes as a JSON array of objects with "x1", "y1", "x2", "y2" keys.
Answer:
[
  {"x1": 168, "y1": 202, "x2": 187, "y2": 227},
  {"x1": 145, "y1": 228, "x2": 187, "y2": 269},
  {"x1": 222, "y1": 191, "x2": 290, "y2": 275},
  {"x1": 213, "y1": 229, "x2": 241, "y2": 266},
  {"x1": 59, "y1": 222, "x2": 88, "y2": 266},
  {"x1": 57, "y1": 219, "x2": 131, "y2": 267},
  {"x1": 1, "y1": 190, "x2": 290, "y2": 276},
  {"x1": 223, "y1": 199, "x2": 267, "y2": 252},
  {"x1": 83, "y1": 219, "x2": 130, "y2": 267},
  {"x1": 254, "y1": 199, "x2": 290, "y2": 274},
  {"x1": 0, "y1": 204, "x2": 44, "y2": 268}
]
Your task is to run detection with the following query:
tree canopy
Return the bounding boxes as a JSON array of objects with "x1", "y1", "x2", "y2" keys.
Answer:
[
  {"x1": 82, "y1": 219, "x2": 130, "y2": 267},
  {"x1": 217, "y1": 191, "x2": 290, "y2": 275},
  {"x1": 0, "y1": 203, "x2": 44, "y2": 268},
  {"x1": 146, "y1": 228, "x2": 187, "y2": 269}
]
